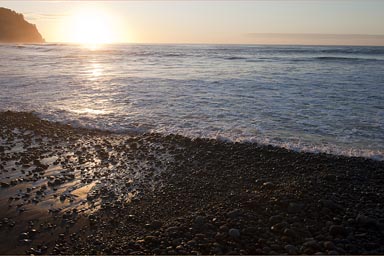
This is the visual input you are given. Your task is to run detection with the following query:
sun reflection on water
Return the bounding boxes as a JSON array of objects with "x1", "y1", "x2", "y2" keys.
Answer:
[
  {"x1": 83, "y1": 43, "x2": 102, "y2": 51},
  {"x1": 88, "y1": 62, "x2": 103, "y2": 79},
  {"x1": 71, "y1": 108, "x2": 109, "y2": 115}
]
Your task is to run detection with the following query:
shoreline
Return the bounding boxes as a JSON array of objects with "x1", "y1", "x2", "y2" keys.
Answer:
[
  {"x1": 1, "y1": 111, "x2": 383, "y2": 254},
  {"x1": 5, "y1": 109, "x2": 384, "y2": 162}
]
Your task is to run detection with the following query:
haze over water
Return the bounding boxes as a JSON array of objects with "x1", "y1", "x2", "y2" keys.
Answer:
[{"x1": 0, "y1": 43, "x2": 383, "y2": 160}]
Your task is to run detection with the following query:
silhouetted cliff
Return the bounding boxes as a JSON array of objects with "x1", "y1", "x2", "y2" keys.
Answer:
[{"x1": 0, "y1": 7, "x2": 45, "y2": 43}]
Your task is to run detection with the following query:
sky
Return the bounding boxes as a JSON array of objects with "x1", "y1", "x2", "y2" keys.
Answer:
[{"x1": 1, "y1": 0, "x2": 384, "y2": 46}]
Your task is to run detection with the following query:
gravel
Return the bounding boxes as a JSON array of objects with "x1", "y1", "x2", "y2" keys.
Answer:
[{"x1": 1, "y1": 111, "x2": 384, "y2": 255}]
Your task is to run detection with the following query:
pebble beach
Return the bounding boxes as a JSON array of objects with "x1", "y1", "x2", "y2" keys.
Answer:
[{"x1": 0, "y1": 111, "x2": 383, "y2": 254}]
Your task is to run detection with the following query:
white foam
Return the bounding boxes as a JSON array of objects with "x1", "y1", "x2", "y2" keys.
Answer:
[{"x1": 1, "y1": 44, "x2": 383, "y2": 161}]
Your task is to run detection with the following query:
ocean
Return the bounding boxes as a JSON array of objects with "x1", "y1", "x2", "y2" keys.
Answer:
[{"x1": 0, "y1": 43, "x2": 383, "y2": 160}]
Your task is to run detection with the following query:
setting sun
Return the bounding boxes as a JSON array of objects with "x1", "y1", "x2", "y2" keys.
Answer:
[{"x1": 68, "y1": 9, "x2": 117, "y2": 44}]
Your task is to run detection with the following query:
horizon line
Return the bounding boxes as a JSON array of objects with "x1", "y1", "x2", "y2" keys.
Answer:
[{"x1": 5, "y1": 41, "x2": 384, "y2": 47}]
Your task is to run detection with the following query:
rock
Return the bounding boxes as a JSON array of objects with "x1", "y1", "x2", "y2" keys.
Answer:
[
  {"x1": 270, "y1": 243, "x2": 282, "y2": 252},
  {"x1": 66, "y1": 173, "x2": 75, "y2": 180},
  {"x1": 329, "y1": 225, "x2": 347, "y2": 237},
  {"x1": 335, "y1": 246, "x2": 346, "y2": 254},
  {"x1": 27, "y1": 247, "x2": 43, "y2": 255},
  {"x1": 302, "y1": 240, "x2": 321, "y2": 253},
  {"x1": 242, "y1": 227, "x2": 258, "y2": 235},
  {"x1": 187, "y1": 239, "x2": 196, "y2": 246},
  {"x1": 288, "y1": 202, "x2": 304, "y2": 213},
  {"x1": 29, "y1": 229, "x2": 38, "y2": 237},
  {"x1": 172, "y1": 238, "x2": 183, "y2": 246},
  {"x1": 227, "y1": 209, "x2": 242, "y2": 219},
  {"x1": 0, "y1": 182, "x2": 10, "y2": 188},
  {"x1": 356, "y1": 214, "x2": 382, "y2": 230},
  {"x1": 166, "y1": 226, "x2": 179, "y2": 236},
  {"x1": 283, "y1": 228, "x2": 298, "y2": 239},
  {"x1": 20, "y1": 239, "x2": 32, "y2": 244},
  {"x1": 319, "y1": 200, "x2": 342, "y2": 212},
  {"x1": 228, "y1": 228, "x2": 240, "y2": 238},
  {"x1": 324, "y1": 241, "x2": 337, "y2": 250},
  {"x1": 269, "y1": 215, "x2": 283, "y2": 224},
  {"x1": 0, "y1": 7, "x2": 45, "y2": 43},
  {"x1": 19, "y1": 232, "x2": 29, "y2": 239},
  {"x1": 212, "y1": 243, "x2": 223, "y2": 254},
  {"x1": 271, "y1": 222, "x2": 288, "y2": 233},
  {"x1": 262, "y1": 182, "x2": 275, "y2": 189},
  {"x1": 215, "y1": 232, "x2": 226, "y2": 241},
  {"x1": 144, "y1": 236, "x2": 159, "y2": 244},
  {"x1": 364, "y1": 242, "x2": 380, "y2": 251},
  {"x1": 284, "y1": 244, "x2": 298, "y2": 255},
  {"x1": 324, "y1": 174, "x2": 337, "y2": 182},
  {"x1": 150, "y1": 221, "x2": 163, "y2": 229},
  {"x1": 194, "y1": 216, "x2": 207, "y2": 226},
  {"x1": 219, "y1": 224, "x2": 229, "y2": 232},
  {"x1": 32, "y1": 167, "x2": 45, "y2": 173}
]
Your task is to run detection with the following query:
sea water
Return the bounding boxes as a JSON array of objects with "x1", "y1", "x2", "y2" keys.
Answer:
[{"x1": 0, "y1": 43, "x2": 383, "y2": 160}]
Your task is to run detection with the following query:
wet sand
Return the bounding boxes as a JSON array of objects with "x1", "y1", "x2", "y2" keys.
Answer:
[{"x1": 1, "y1": 111, "x2": 383, "y2": 254}]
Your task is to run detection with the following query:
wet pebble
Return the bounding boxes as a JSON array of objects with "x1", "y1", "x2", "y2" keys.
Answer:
[
  {"x1": 284, "y1": 244, "x2": 298, "y2": 255},
  {"x1": 228, "y1": 228, "x2": 240, "y2": 238},
  {"x1": 262, "y1": 182, "x2": 275, "y2": 189},
  {"x1": 329, "y1": 225, "x2": 347, "y2": 237}
]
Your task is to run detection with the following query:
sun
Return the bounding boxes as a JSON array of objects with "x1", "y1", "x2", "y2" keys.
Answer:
[{"x1": 68, "y1": 8, "x2": 116, "y2": 45}]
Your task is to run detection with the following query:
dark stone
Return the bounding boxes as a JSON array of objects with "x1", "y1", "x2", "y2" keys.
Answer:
[
  {"x1": 227, "y1": 209, "x2": 242, "y2": 219},
  {"x1": 269, "y1": 215, "x2": 283, "y2": 224},
  {"x1": 356, "y1": 214, "x2": 383, "y2": 230},
  {"x1": 324, "y1": 241, "x2": 337, "y2": 250},
  {"x1": 329, "y1": 225, "x2": 347, "y2": 237},
  {"x1": 0, "y1": 182, "x2": 10, "y2": 188},
  {"x1": 228, "y1": 228, "x2": 240, "y2": 238},
  {"x1": 288, "y1": 202, "x2": 304, "y2": 213},
  {"x1": 144, "y1": 236, "x2": 159, "y2": 244},
  {"x1": 324, "y1": 174, "x2": 337, "y2": 182},
  {"x1": 262, "y1": 182, "x2": 275, "y2": 189},
  {"x1": 271, "y1": 222, "x2": 288, "y2": 233},
  {"x1": 194, "y1": 216, "x2": 207, "y2": 226},
  {"x1": 319, "y1": 200, "x2": 342, "y2": 212},
  {"x1": 284, "y1": 244, "x2": 298, "y2": 255},
  {"x1": 302, "y1": 240, "x2": 321, "y2": 252},
  {"x1": 242, "y1": 227, "x2": 258, "y2": 235}
]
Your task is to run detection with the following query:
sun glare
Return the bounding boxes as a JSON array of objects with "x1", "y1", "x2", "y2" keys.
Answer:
[{"x1": 68, "y1": 9, "x2": 117, "y2": 46}]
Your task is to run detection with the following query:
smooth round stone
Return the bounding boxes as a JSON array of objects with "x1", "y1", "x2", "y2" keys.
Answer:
[
  {"x1": 324, "y1": 241, "x2": 337, "y2": 250},
  {"x1": 194, "y1": 216, "x2": 206, "y2": 226},
  {"x1": 329, "y1": 225, "x2": 346, "y2": 236},
  {"x1": 19, "y1": 232, "x2": 29, "y2": 239},
  {"x1": 284, "y1": 244, "x2": 298, "y2": 255},
  {"x1": 262, "y1": 182, "x2": 275, "y2": 189},
  {"x1": 228, "y1": 228, "x2": 240, "y2": 238},
  {"x1": 269, "y1": 215, "x2": 283, "y2": 224},
  {"x1": 227, "y1": 209, "x2": 242, "y2": 219}
]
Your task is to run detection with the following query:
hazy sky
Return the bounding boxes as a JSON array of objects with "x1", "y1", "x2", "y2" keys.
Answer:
[{"x1": 1, "y1": 0, "x2": 384, "y2": 45}]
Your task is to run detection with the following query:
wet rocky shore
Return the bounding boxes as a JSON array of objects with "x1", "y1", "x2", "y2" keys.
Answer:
[{"x1": 0, "y1": 111, "x2": 383, "y2": 255}]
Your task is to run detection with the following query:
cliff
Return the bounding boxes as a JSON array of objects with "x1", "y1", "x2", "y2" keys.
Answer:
[{"x1": 0, "y1": 7, "x2": 45, "y2": 43}]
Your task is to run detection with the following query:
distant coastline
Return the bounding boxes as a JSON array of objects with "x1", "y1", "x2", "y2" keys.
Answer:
[{"x1": 0, "y1": 7, "x2": 44, "y2": 43}]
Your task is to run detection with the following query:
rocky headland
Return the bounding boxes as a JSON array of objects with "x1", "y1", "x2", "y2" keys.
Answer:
[
  {"x1": 0, "y1": 7, "x2": 44, "y2": 43},
  {"x1": 0, "y1": 111, "x2": 383, "y2": 254}
]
